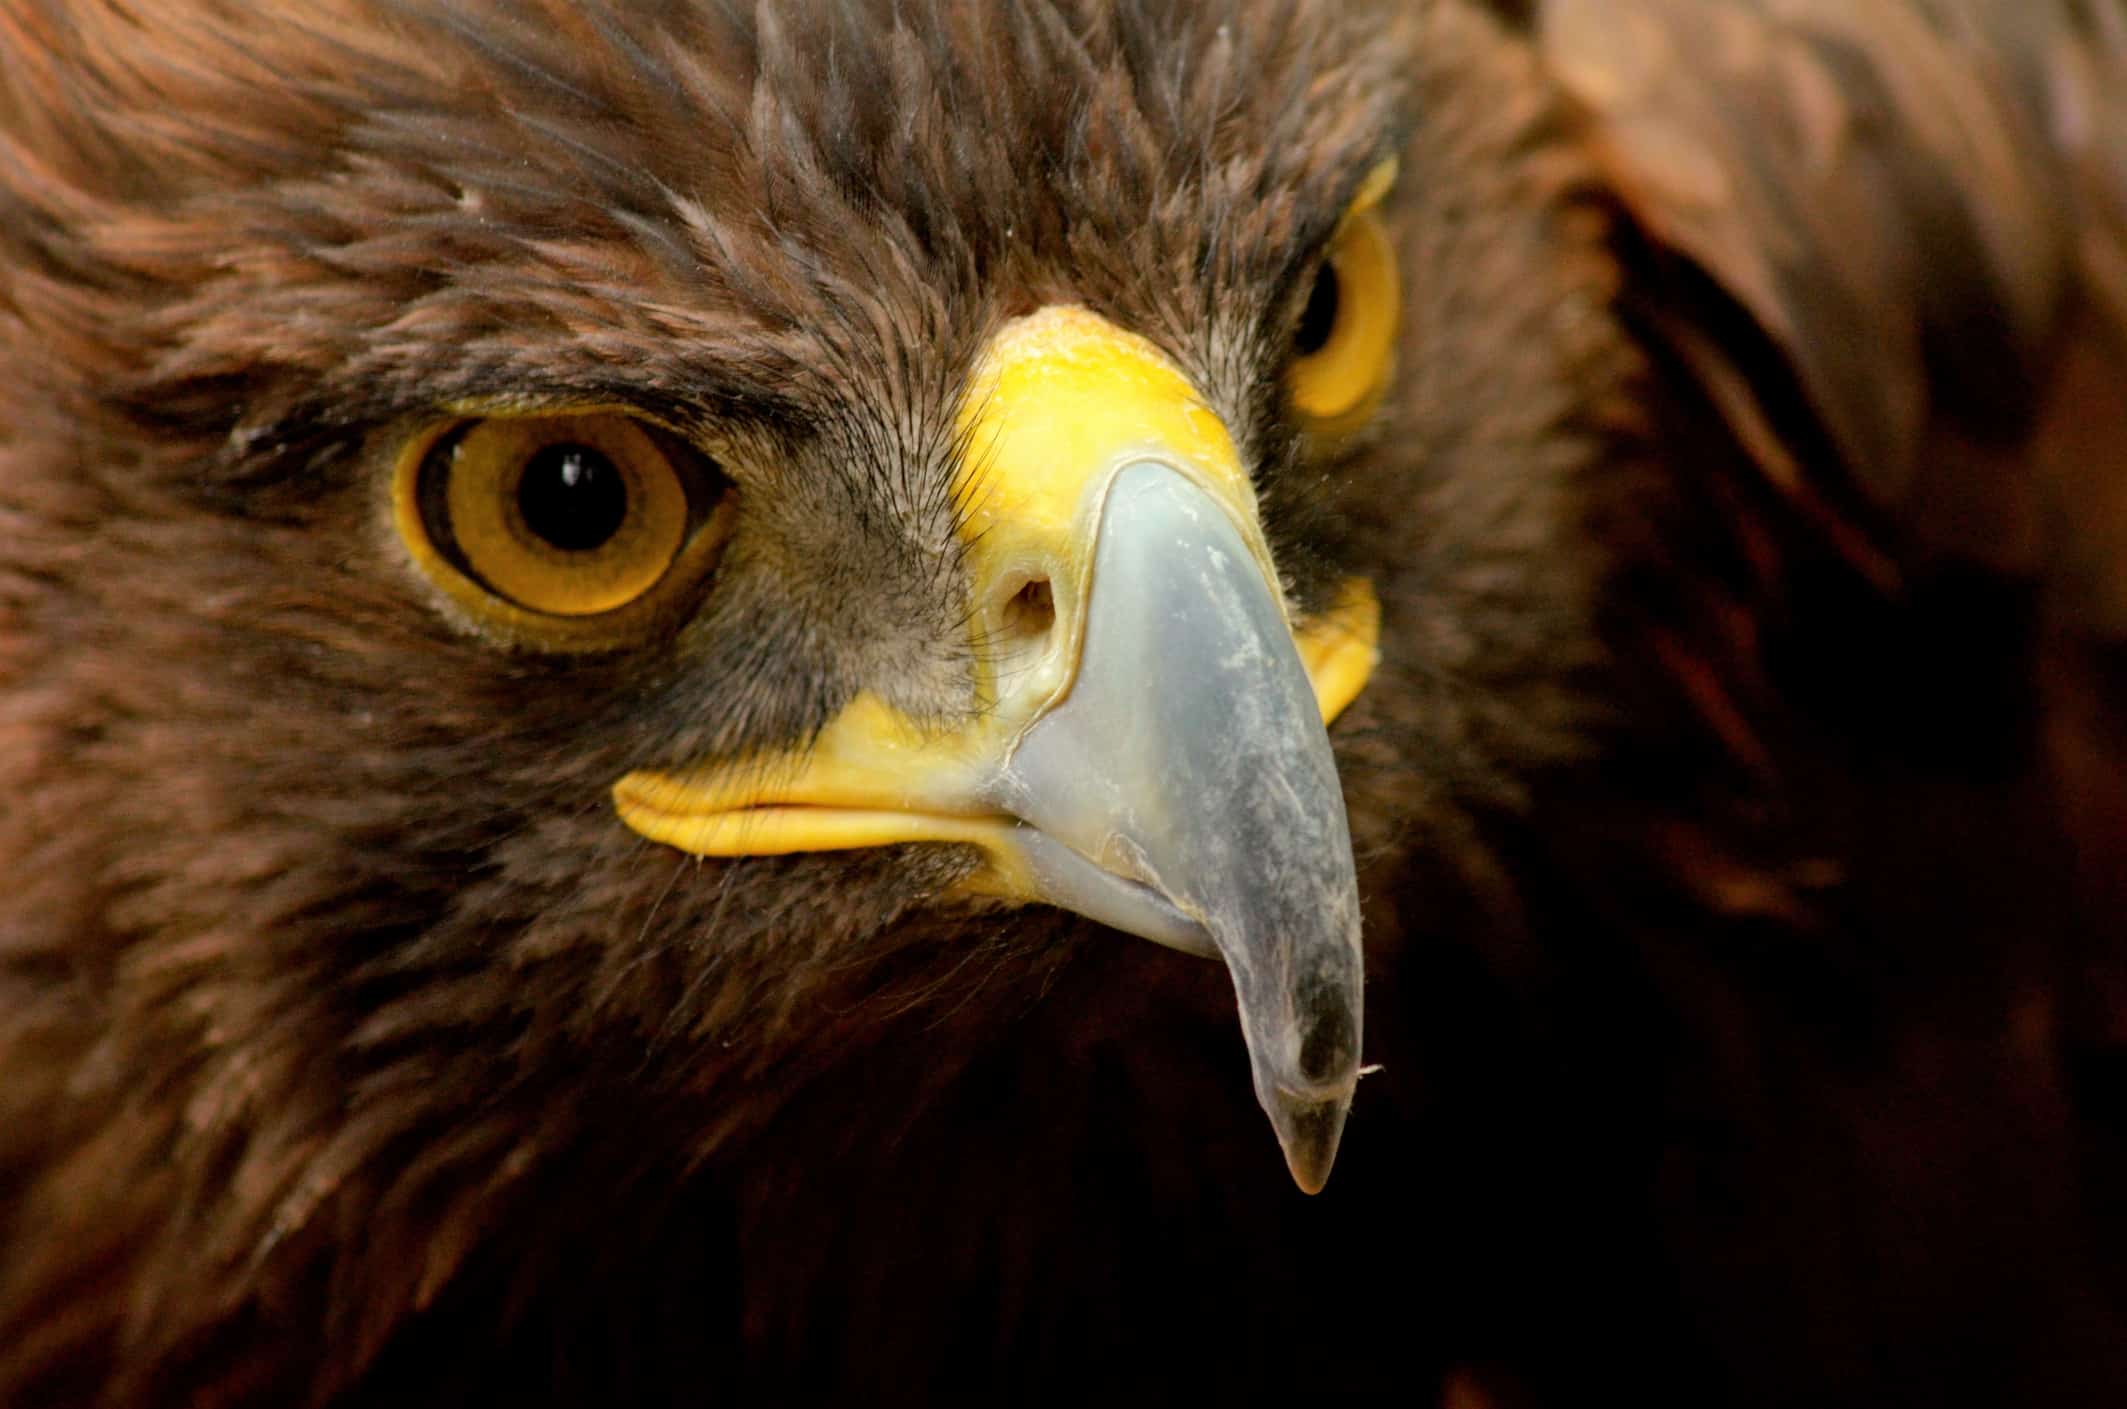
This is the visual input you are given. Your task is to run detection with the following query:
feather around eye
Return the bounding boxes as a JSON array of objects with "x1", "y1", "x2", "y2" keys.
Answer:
[{"x1": 392, "y1": 411, "x2": 737, "y2": 650}]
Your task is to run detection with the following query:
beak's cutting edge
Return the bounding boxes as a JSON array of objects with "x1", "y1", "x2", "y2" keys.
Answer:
[{"x1": 612, "y1": 306, "x2": 1380, "y2": 1191}]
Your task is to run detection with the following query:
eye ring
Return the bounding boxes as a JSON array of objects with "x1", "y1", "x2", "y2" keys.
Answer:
[
  {"x1": 439, "y1": 416, "x2": 688, "y2": 617},
  {"x1": 391, "y1": 410, "x2": 736, "y2": 650},
  {"x1": 1287, "y1": 159, "x2": 1401, "y2": 434}
]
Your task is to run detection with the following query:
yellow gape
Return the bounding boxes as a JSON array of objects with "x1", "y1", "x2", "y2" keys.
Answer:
[
  {"x1": 1287, "y1": 158, "x2": 1402, "y2": 434},
  {"x1": 391, "y1": 410, "x2": 735, "y2": 650}
]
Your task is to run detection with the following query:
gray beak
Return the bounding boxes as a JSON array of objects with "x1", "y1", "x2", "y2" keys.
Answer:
[{"x1": 987, "y1": 463, "x2": 1365, "y2": 1192}]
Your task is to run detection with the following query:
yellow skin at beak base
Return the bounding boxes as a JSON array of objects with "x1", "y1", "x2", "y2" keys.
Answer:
[
  {"x1": 950, "y1": 306, "x2": 1272, "y2": 708},
  {"x1": 612, "y1": 305, "x2": 1380, "y2": 899}
]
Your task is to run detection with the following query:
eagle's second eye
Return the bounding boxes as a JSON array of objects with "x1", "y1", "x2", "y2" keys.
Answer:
[
  {"x1": 390, "y1": 411, "x2": 736, "y2": 649},
  {"x1": 1286, "y1": 159, "x2": 1401, "y2": 435}
]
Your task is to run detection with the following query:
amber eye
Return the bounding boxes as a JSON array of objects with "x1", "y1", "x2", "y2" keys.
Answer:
[
  {"x1": 392, "y1": 411, "x2": 735, "y2": 648},
  {"x1": 1287, "y1": 159, "x2": 1401, "y2": 434}
]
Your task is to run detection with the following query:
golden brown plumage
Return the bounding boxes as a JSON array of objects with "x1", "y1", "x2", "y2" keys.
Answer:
[{"x1": 2, "y1": 1, "x2": 2125, "y2": 1405}]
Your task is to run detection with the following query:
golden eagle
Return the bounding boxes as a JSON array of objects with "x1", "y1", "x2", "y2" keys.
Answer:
[{"x1": 2, "y1": 1, "x2": 2124, "y2": 1404}]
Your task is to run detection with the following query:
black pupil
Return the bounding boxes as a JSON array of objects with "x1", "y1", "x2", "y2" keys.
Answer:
[
  {"x1": 1293, "y1": 260, "x2": 1341, "y2": 358},
  {"x1": 517, "y1": 444, "x2": 629, "y2": 552}
]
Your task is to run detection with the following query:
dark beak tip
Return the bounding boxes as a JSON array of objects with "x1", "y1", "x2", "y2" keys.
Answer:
[
  {"x1": 1269, "y1": 1091, "x2": 1351, "y2": 1195},
  {"x1": 1289, "y1": 1159, "x2": 1334, "y2": 1197}
]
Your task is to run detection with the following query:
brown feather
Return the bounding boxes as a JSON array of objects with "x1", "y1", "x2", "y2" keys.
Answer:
[{"x1": 4, "y1": 1, "x2": 2126, "y2": 1406}]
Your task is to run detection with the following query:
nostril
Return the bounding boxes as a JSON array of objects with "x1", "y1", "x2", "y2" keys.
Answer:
[
  {"x1": 1000, "y1": 576, "x2": 1055, "y2": 642},
  {"x1": 989, "y1": 576, "x2": 1058, "y2": 691}
]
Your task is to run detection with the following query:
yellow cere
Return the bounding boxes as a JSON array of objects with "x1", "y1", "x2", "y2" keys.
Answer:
[
  {"x1": 611, "y1": 304, "x2": 1383, "y2": 875},
  {"x1": 950, "y1": 304, "x2": 1276, "y2": 707}
]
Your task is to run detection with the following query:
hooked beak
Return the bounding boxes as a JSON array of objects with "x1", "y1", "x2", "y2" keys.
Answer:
[{"x1": 613, "y1": 306, "x2": 1379, "y2": 1192}]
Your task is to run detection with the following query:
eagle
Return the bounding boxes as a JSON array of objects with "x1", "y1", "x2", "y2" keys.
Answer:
[{"x1": 3, "y1": 0, "x2": 2124, "y2": 1404}]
